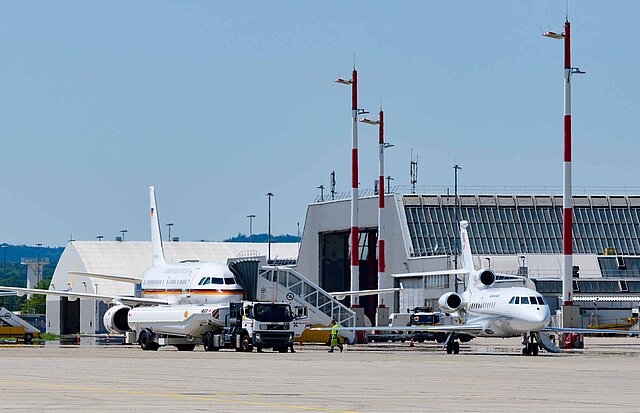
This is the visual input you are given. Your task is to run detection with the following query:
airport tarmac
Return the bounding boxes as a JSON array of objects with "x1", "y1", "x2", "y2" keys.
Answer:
[{"x1": 1, "y1": 337, "x2": 639, "y2": 412}]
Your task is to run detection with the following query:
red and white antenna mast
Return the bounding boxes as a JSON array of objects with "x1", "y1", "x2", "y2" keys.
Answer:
[
  {"x1": 543, "y1": 18, "x2": 585, "y2": 309},
  {"x1": 335, "y1": 68, "x2": 361, "y2": 307}
]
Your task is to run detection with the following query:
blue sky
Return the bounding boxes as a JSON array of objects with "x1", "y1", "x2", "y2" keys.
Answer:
[{"x1": 1, "y1": 1, "x2": 639, "y2": 246}]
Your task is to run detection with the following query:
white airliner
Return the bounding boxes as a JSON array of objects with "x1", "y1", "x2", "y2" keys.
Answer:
[
  {"x1": 315, "y1": 220, "x2": 640, "y2": 355},
  {"x1": 0, "y1": 186, "x2": 244, "y2": 343}
]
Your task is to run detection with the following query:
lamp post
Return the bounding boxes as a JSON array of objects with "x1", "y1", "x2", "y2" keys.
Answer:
[
  {"x1": 453, "y1": 164, "x2": 462, "y2": 270},
  {"x1": 543, "y1": 19, "x2": 585, "y2": 312},
  {"x1": 166, "y1": 223, "x2": 174, "y2": 242},
  {"x1": 120, "y1": 229, "x2": 127, "y2": 242},
  {"x1": 335, "y1": 68, "x2": 362, "y2": 307},
  {"x1": 266, "y1": 193, "x2": 274, "y2": 262},
  {"x1": 247, "y1": 214, "x2": 256, "y2": 243},
  {"x1": 1, "y1": 244, "x2": 7, "y2": 274}
]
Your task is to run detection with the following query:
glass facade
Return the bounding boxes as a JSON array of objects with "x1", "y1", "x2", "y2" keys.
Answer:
[{"x1": 404, "y1": 195, "x2": 640, "y2": 257}]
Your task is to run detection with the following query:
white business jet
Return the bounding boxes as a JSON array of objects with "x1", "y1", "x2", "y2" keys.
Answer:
[
  {"x1": 0, "y1": 186, "x2": 244, "y2": 349},
  {"x1": 315, "y1": 220, "x2": 640, "y2": 355}
]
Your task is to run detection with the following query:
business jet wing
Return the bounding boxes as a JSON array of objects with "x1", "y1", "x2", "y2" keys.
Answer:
[
  {"x1": 68, "y1": 271, "x2": 143, "y2": 284},
  {"x1": 392, "y1": 269, "x2": 470, "y2": 278},
  {"x1": 312, "y1": 324, "x2": 484, "y2": 335},
  {"x1": 329, "y1": 288, "x2": 402, "y2": 300},
  {"x1": 0, "y1": 286, "x2": 168, "y2": 306},
  {"x1": 544, "y1": 326, "x2": 640, "y2": 335}
]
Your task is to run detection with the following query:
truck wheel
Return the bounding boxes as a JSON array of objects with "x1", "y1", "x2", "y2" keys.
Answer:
[
  {"x1": 139, "y1": 330, "x2": 159, "y2": 351},
  {"x1": 175, "y1": 344, "x2": 195, "y2": 352},
  {"x1": 203, "y1": 332, "x2": 216, "y2": 352},
  {"x1": 240, "y1": 334, "x2": 253, "y2": 352}
]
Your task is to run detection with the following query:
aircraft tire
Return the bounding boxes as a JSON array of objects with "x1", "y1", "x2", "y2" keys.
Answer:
[
  {"x1": 453, "y1": 341, "x2": 460, "y2": 354},
  {"x1": 446, "y1": 341, "x2": 453, "y2": 354},
  {"x1": 530, "y1": 342, "x2": 539, "y2": 356}
]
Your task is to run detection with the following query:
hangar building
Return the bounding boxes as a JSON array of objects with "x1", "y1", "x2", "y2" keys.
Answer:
[{"x1": 47, "y1": 241, "x2": 298, "y2": 335}]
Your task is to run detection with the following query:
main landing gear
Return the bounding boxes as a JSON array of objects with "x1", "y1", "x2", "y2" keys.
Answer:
[
  {"x1": 444, "y1": 333, "x2": 460, "y2": 355},
  {"x1": 522, "y1": 332, "x2": 539, "y2": 356}
]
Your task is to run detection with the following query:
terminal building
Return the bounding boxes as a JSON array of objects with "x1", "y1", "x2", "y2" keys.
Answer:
[{"x1": 295, "y1": 192, "x2": 640, "y2": 327}]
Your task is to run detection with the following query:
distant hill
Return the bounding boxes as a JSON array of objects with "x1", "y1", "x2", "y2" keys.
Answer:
[
  {"x1": 0, "y1": 244, "x2": 63, "y2": 264},
  {"x1": 224, "y1": 233, "x2": 300, "y2": 243}
]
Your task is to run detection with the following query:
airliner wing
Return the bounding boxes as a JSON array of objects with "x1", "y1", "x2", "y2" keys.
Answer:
[
  {"x1": 68, "y1": 271, "x2": 143, "y2": 284},
  {"x1": 330, "y1": 288, "x2": 401, "y2": 300},
  {"x1": 312, "y1": 324, "x2": 484, "y2": 335},
  {"x1": 0, "y1": 286, "x2": 167, "y2": 306},
  {"x1": 544, "y1": 326, "x2": 640, "y2": 335}
]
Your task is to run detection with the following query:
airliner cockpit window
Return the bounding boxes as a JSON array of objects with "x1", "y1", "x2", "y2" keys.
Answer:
[
  {"x1": 530, "y1": 296, "x2": 538, "y2": 304},
  {"x1": 198, "y1": 277, "x2": 206, "y2": 285},
  {"x1": 514, "y1": 297, "x2": 520, "y2": 304},
  {"x1": 538, "y1": 296, "x2": 548, "y2": 305},
  {"x1": 521, "y1": 297, "x2": 530, "y2": 304},
  {"x1": 203, "y1": 277, "x2": 211, "y2": 285},
  {"x1": 509, "y1": 297, "x2": 516, "y2": 304},
  {"x1": 224, "y1": 278, "x2": 235, "y2": 285},
  {"x1": 212, "y1": 277, "x2": 224, "y2": 285}
]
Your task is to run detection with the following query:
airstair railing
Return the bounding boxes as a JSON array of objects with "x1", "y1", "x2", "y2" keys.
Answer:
[{"x1": 259, "y1": 266, "x2": 356, "y2": 328}]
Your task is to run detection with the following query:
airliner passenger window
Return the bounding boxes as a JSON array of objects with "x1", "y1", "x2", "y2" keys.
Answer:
[
  {"x1": 212, "y1": 277, "x2": 224, "y2": 285},
  {"x1": 224, "y1": 278, "x2": 235, "y2": 284},
  {"x1": 521, "y1": 297, "x2": 529, "y2": 304}
]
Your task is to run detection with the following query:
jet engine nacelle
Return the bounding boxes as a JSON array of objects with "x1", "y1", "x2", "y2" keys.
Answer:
[
  {"x1": 103, "y1": 304, "x2": 132, "y2": 334},
  {"x1": 438, "y1": 292, "x2": 462, "y2": 312},
  {"x1": 478, "y1": 269, "x2": 496, "y2": 287}
]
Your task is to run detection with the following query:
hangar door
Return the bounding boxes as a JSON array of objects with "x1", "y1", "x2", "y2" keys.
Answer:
[
  {"x1": 60, "y1": 297, "x2": 80, "y2": 335},
  {"x1": 398, "y1": 277, "x2": 424, "y2": 313},
  {"x1": 320, "y1": 229, "x2": 379, "y2": 324}
]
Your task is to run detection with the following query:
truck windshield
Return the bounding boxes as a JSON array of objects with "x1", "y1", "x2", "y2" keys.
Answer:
[{"x1": 252, "y1": 304, "x2": 294, "y2": 322}]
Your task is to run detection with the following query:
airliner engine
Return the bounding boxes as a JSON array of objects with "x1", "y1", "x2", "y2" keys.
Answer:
[
  {"x1": 438, "y1": 292, "x2": 462, "y2": 312},
  {"x1": 478, "y1": 269, "x2": 496, "y2": 287},
  {"x1": 103, "y1": 304, "x2": 131, "y2": 333}
]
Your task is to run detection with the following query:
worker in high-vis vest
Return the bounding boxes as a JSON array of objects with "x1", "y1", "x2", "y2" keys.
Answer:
[{"x1": 328, "y1": 319, "x2": 343, "y2": 353}]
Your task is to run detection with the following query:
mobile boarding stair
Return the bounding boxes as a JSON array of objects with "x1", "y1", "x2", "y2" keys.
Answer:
[
  {"x1": 0, "y1": 307, "x2": 41, "y2": 342},
  {"x1": 228, "y1": 258, "x2": 356, "y2": 343}
]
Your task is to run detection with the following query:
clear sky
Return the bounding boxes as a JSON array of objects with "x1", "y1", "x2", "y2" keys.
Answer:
[{"x1": 1, "y1": 1, "x2": 639, "y2": 246}]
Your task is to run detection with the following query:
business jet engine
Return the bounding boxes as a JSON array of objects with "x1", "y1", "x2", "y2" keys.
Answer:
[
  {"x1": 103, "y1": 304, "x2": 132, "y2": 333},
  {"x1": 438, "y1": 292, "x2": 462, "y2": 312},
  {"x1": 478, "y1": 269, "x2": 496, "y2": 287}
]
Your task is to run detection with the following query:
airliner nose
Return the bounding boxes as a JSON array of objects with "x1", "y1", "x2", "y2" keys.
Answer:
[{"x1": 529, "y1": 306, "x2": 551, "y2": 325}]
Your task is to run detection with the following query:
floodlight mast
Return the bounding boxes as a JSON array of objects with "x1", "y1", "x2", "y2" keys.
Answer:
[
  {"x1": 543, "y1": 19, "x2": 585, "y2": 307},
  {"x1": 360, "y1": 110, "x2": 386, "y2": 307},
  {"x1": 335, "y1": 69, "x2": 360, "y2": 307}
]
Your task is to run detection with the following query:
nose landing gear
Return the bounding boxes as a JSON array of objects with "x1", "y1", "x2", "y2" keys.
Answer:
[{"x1": 522, "y1": 332, "x2": 539, "y2": 356}]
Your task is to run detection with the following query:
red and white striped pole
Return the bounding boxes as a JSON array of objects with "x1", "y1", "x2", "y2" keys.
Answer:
[
  {"x1": 562, "y1": 19, "x2": 573, "y2": 306},
  {"x1": 377, "y1": 109, "x2": 385, "y2": 307},
  {"x1": 335, "y1": 69, "x2": 360, "y2": 307},
  {"x1": 350, "y1": 69, "x2": 360, "y2": 307}
]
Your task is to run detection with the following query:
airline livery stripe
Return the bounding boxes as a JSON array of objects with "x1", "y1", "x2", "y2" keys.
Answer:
[{"x1": 143, "y1": 290, "x2": 244, "y2": 295}]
